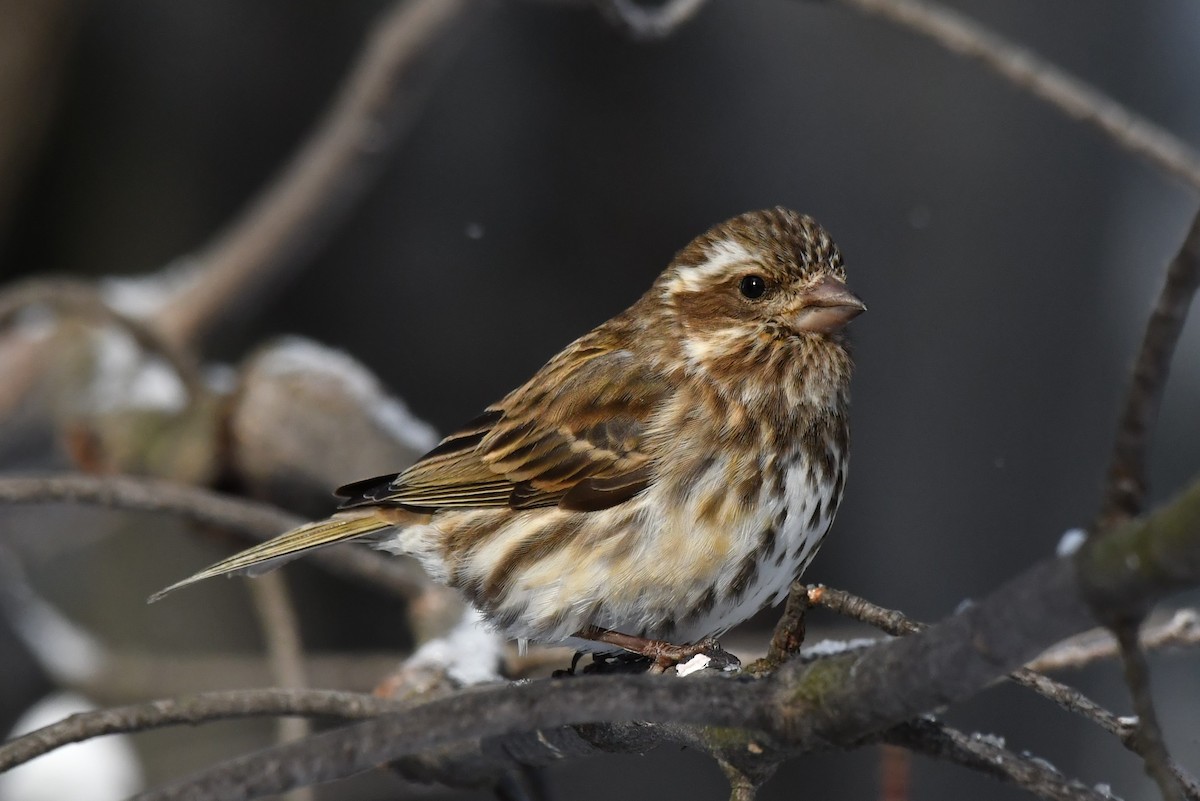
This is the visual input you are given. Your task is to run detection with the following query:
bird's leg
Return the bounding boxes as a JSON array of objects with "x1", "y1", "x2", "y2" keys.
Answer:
[{"x1": 574, "y1": 626, "x2": 739, "y2": 673}]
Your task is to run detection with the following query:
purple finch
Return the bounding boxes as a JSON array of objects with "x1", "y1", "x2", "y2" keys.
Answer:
[{"x1": 156, "y1": 207, "x2": 865, "y2": 669}]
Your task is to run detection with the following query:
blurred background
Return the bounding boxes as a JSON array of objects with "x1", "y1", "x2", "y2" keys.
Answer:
[{"x1": 1, "y1": 0, "x2": 1199, "y2": 798}]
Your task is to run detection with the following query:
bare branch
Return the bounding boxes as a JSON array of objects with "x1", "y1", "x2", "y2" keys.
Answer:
[
  {"x1": 245, "y1": 573, "x2": 314, "y2": 801},
  {"x1": 805, "y1": 583, "x2": 1200, "y2": 796},
  {"x1": 1100, "y1": 210, "x2": 1200, "y2": 526},
  {"x1": 1028, "y1": 609, "x2": 1200, "y2": 673},
  {"x1": 884, "y1": 719, "x2": 1109, "y2": 801},
  {"x1": 837, "y1": 0, "x2": 1200, "y2": 192},
  {"x1": 150, "y1": 0, "x2": 476, "y2": 351},
  {"x1": 0, "y1": 689, "x2": 404, "y2": 773},
  {"x1": 1114, "y1": 625, "x2": 1185, "y2": 801},
  {"x1": 748, "y1": 579, "x2": 816, "y2": 674},
  {"x1": 0, "y1": 472, "x2": 430, "y2": 600}
]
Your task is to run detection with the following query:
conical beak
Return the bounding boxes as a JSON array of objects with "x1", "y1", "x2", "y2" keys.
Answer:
[{"x1": 790, "y1": 275, "x2": 866, "y2": 334}]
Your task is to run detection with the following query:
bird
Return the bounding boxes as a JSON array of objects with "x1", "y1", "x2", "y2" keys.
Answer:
[{"x1": 154, "y1": 207, "x2": 865, "y2": 670}]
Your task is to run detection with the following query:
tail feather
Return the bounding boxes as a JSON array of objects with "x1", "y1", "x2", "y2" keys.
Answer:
[{"x1": 149, "y1": 511, "x2": 395, "y2": 603}]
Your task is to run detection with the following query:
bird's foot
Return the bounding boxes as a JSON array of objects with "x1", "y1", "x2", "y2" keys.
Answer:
[{"x1": 574, "y1": 627, "x2": 740, "y2": 674}]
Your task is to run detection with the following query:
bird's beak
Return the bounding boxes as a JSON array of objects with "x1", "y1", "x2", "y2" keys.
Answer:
[{"x1": 789, "y1": 275, "x2": 867, "y2": 334}]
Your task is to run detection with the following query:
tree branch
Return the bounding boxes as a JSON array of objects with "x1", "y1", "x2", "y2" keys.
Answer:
[
  {"x1": 1100, "y1": 209, "x2": 1200, "y2": 526},
  {"x1": 108, "y1": 473, "x2": 1200, "y2": 799},
  {"x1": 0, "y1": 689, "x2": 404, "y2": 773},
  {"x1": 0, "y1": 473, "x2": 430, "y2": 600},
  {"x1": 837, "y1": 0, "x2": 1200, "y2": 192}
]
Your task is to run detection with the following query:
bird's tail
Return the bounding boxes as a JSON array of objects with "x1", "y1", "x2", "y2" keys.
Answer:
[{"x1": 149, "y1": 509, "x2": 399, "y2": 603}]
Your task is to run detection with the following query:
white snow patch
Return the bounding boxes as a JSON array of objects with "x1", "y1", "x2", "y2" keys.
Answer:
[
  {"x1": 954, "y1": 598, "x2": 976, "y2": 615},
  {"x1": 971, "y1": 731, "x2": 1006, "y2": 749},
  {"x1": 86, "y1": 327, "x2": 188, "y2": 413},
  {"x1": 1019, "y1": 752, "x2": 1061, "y2": 774},
  {"x1": 675, "y1": 653, "x2": 711, "y2": 677},
  {"x1": 0, "y1": 692, "x2": 143, "y2": 801},
  {"x1": 1093, "y1": 783, "x2": 1113, "y2": 798},
  {"x1": 100, "y1": 257, "x2": 203, "y2": 318},
  {"x1": 1056, "y1": 528, "x2": 1087, "y2": 557},
  {"x1": 801, "y1": 637, "x2": 882, "y2": 658},
  {"x1": 406, "y1": 607, "x2": 504, "y2": 686},
  {"x1": 257, "y1": 337, "x2": 438, "y2": 450}
]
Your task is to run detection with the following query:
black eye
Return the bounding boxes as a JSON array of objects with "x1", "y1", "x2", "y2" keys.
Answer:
[{"x1": 739, "y1": 275, "x2": 767, "y2": 299}]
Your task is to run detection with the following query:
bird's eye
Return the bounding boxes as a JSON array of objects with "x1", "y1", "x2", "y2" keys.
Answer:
[{"x1": 738, "y1": 275, "x2": 768, "y2": 299}]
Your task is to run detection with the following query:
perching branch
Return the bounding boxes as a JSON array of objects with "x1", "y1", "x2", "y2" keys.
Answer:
[
  {"x1": 837, "y1": 0, "x2": 1200, "y2": 193},
  {"x1": 109, "y1": 474, "x2": 1200, "y2": 799}
]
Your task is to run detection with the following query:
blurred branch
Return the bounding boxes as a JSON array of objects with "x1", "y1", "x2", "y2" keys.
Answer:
[
  {"x1": 837, "y1": 0, "x2": 1200, "y2": 192},
  {"x1": 0, "y1": 689, "x2": 404, "y2": 773},
  {"x1": 150, "y1": 0, "x2": 477, "y2": 351},
  {"x1": 1028, "y1": 608, "x2": 1200, "y2": 673},
  {"x1": 245, "y1": 573, "x2": 314, "y2": 801},
  {"x1": 0, "y1": 278, "x2": 205, "y2": 394},
  {"x1": 594, "y1": 0, "x2": 708, "y2": 40},
  {"x1": 1100, "y1": 210, "x2": 1200, "y2": 526},
  {"x1": 0, "y1": 472, "x2": 431, "y2": 600}
]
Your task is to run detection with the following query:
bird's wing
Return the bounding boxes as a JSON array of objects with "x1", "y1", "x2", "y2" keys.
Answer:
[{"x1": 336, "y1": 339, "x2": 670, "y2": 513}]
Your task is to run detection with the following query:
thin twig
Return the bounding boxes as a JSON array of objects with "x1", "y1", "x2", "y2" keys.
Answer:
[
  {"x1": 1100, "y1": 210, "x2": 1200, "y2": 526},
  {"x1": 748, "y1": 580, "x2": 816, "y2": 673},
  {"x1": 151, "y1": 0, "x2": 475, "y2": 351},
  {"x1": 806, "y1": 584, "x2": 1200, "y2": 795},
  {"x1": 884, "y1": 719, "x2": 1112, "y2": 801},
  {"x1": 837, "y1": 0, "x2": 1200, "y2": 192},
  {"x1": 0, "y1": 472, "x2": 430, "y2": 599},
  {"x1": 245, "y1": 573, "x2": 314, "y2": 801},
  {"x1": 1028, "y1": 609, "x2": 1200, "y2": 673},
  {"x1": 0, "y1": 689, "x2": 404, "y2": 773},
  {"x1": 1114, "y1": 624, "x2": 1186, "y2": 801}
]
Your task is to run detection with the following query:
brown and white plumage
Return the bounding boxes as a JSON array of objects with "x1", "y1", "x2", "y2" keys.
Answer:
[{"x1": 155, "y1": 208, "x2": 865, "y2": 658}]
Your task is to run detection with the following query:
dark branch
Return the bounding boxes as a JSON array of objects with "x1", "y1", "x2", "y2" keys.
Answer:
[
  {"x1": 1100, "y1": 209, "x2": 1200, "y2": 526},
  {"x1": 885, "y1": 719, "x2": 1108, "y2": 801}
]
